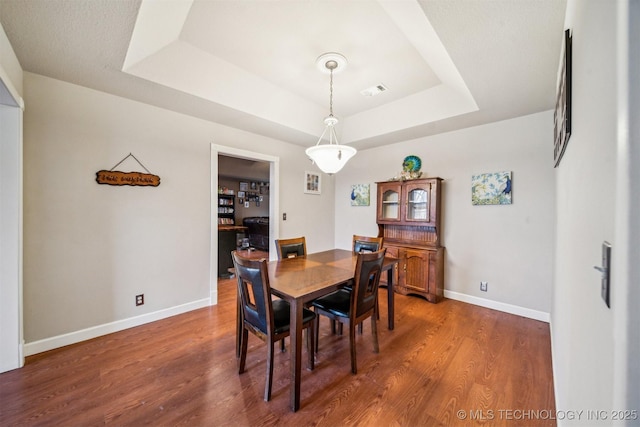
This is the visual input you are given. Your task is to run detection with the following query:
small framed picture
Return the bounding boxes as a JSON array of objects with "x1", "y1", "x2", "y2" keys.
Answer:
[
  {"x1": 304, "y1": 171, "x2": 321, "y2": 195},
  {"x1": 239, "y1": 182, "x2": 249, "y2": 191},
  {"x1": 237, "y1": 191, "x2": 245, "y2": 199},
  {"x1": 250, "y1": 182, "x2": 257, "y2": 190},
  {"x1": 244, "y1": 201, "x2": 249, "y2": 208}
]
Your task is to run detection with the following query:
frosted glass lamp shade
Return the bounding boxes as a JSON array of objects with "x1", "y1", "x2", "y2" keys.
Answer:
[{"x1": 305, "y1": 145, "x2": 357, "y2": 174}]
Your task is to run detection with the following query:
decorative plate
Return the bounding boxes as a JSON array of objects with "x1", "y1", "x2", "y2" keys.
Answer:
[{"x1": 402, "y1": 155, "x2": 422, "y2": 172}]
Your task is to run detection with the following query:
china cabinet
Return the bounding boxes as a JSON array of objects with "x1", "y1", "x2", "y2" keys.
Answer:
[{"x1": 376, "y1": 177, "x2": 444, "y2": 302}]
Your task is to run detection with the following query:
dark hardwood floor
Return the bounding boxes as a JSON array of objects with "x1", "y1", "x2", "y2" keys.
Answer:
[{"x1": 0, "y1": 275, "x2": 555, "y2": 426}]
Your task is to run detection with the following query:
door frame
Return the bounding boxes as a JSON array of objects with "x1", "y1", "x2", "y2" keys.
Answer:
[
  {"x1": 0, "y1": 75, "x2": 24, "y2": 373},
  {"x1": 209, "y1": 144, "x2": 279, "y2": 305}
]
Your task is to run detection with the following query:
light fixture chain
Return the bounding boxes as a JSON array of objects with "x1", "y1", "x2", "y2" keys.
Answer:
[{"x1": 329, "y1": 68, "x2": 334, "y2": 117}]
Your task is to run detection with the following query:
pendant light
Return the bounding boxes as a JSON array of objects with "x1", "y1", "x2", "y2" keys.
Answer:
[{"x1": 305, "y1": 53, "x2": 356, "y2": 174}]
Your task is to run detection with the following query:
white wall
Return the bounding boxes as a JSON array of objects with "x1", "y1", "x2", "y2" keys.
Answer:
[
  {"x1": 552, "y1": 0, "x2": 623, "y2": 422},
  {"x1": 22, "y1": 72, "x2": 335, "y2": 352},
  {"x1": 614, "y1": 0, "x2": 640, "y2": 413},
  {"x1": 335, "y1": 111, "x2": 555, "y2": 318}
]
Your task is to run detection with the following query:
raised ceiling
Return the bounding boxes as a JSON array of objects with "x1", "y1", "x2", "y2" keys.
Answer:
[{"x1": 0, "y1": 0, "x2": 566, "y2": 151}]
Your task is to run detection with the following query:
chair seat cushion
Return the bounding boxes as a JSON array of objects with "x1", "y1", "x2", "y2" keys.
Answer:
[
  {"x1": 310, "y1": 289, "x2": 351, "y2": 317},
  {"x1": 272, "y1": 299, "x2": 316, "y2": 335}
]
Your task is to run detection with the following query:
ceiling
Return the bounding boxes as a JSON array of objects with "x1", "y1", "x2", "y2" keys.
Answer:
[{"x1": 0, "y1": 0, "x2": 566, "y2": 152}]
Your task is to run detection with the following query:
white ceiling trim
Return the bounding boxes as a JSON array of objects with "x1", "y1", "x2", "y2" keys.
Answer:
[
  {"x1": 343, "y1": 83, "x2": 478, "y2": 143},
  {"x1": 378, "y1": 0, "x2": 477, "y2": 100},
  {"x1": 124, "y1": 39, "x2": 327, "y2": 136},
  {"x1": 340, "y1": 0, "x2": 479, "y2": 143},
  {"x1": 122, "y1": 0, "x2": 193, "y2": 70},
  {"x1": 122, "y1": 0, "x2": 479, "y2": 147}
]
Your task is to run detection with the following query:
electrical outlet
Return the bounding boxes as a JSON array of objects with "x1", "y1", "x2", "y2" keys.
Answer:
[
  {"x1": 480, "y1": 282, "x2": 488, "y2": 292},
  {"x1": 136, "y1": 294, "x2": 144, "y2": 306}
]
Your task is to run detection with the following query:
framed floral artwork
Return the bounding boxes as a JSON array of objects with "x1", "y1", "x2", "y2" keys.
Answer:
[
  {"x1": 472, "y1": 171, "x2": 512, "y2": 205},
  {"x1": 350, "y1": 184, "x2": 370, "y2": 206}
]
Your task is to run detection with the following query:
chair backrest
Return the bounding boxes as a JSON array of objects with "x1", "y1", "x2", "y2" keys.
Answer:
[
  {"x1": 232, "y1": 251, "x2": 273, "y2": 337},
  {"x1": 275, "y1": 236, "x2": 307, "y2": 259},
  {"x1": 352, "y1": 235, "x2": 383, "y2": 254},
  {"x1": 351, "y1": 248, "x2": 387, "y2": 318}
]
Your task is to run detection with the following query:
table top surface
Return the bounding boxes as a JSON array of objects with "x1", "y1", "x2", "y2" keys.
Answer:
[{"x1": 268, "y1": 249, "x2": 396, "y2": 301}]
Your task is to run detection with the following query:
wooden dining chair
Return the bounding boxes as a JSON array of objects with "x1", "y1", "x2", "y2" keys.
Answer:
[
  {"x1": 274, "y1": 236, "x2": 308, "y2": 352},
  {"x1": 232, "y1": 251, "x2": 316, "y2": 401},
  {"x1": 275, "y1": 236, "x2": 307, "y2": 259},
  {"x1": 349, "y1": 235, "x2": 384, "y2": 331},
  {"x1": 311, "y1": 248, "x2": 386, "y2": 374},
  {"x1": 352, "y1": 235, "x2": 383, "y2": 254}
]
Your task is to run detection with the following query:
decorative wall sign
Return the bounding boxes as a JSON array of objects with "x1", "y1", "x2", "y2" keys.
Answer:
[
  {"x1": 554, "y1": 29, "x2": 572, "y2": 167},
  {"x1": 96, "y1": 153, "x2": 160, "y2": 187},
  {"x1": 472, "y1": 171, "x2": 512, "y2": 205},
  {"x1": 350, "y1": 184, "x2": 370, "y2": 206}
]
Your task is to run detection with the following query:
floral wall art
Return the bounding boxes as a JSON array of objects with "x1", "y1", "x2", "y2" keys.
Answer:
[
  {"x1": 350, "y1": 184, "x2": 370, "y2": 206},
  {"x1": 472, "y1": 171, "x2": 512, "y2": 205}
]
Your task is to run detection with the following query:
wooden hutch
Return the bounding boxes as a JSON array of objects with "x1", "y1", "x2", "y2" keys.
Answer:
[{"x1": 376, "y1": 177, "x2": 444, "y2": 303}]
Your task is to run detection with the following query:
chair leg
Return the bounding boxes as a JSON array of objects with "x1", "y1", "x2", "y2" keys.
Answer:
[
  {"x1": 314, "y1": 315, "x2": 320, "y2": 354},
  {"x1": 280, "y1": 338, "x2": 286, "y2": 352},
  {"x1": 349, "y1": 321, "x2": 357, "y2": 375},
  {"x1": 307, "y1": 322, "x2": 315, "y2": 370},
  {"x1": 265, "y1": 341, "x2": 275, "y2": 401},
  {"x1": 238, "y1": 328, "x2": 248, "y2": 374},
  {"x1": 371, "y1": 314, "x2": 379, "y2": 354}
]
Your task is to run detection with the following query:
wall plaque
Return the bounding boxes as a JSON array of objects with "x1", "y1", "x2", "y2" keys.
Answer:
[
  {"x1": 96, "y1": 170, "x2": 160, "y2": 186},
  {"x1": 96, "y1": 153, "x2": 160, "y2": 187}
]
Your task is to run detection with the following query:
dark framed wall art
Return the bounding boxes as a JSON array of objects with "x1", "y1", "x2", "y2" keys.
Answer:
[{"x1": 554, "y1": 29, "x2": 572, "y2": 167}]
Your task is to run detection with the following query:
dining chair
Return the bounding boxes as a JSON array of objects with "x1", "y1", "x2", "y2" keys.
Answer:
[
  {"x1": 311, "y1": 248, "x2": 386, "y2": 374},
  {"x1": 274, "y1": 236, "x2": 308, "y2": 351},
  {"x1": 232, "y1": 251, "x2": 316, "y2": 401},
  {"x1": 275, "y1": 236, "x2": 307, "y2": 259},
  {"x1": 349, "y1": 235, "x2": 384, "y2": 331},
  {"x1": 352, "y1": 235, "x2": 383, "y2": 253}
]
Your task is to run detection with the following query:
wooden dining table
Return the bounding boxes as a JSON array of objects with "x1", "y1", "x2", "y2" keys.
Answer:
[{"x1": 266, "y1": 249, "x2": 398, "y2": 412}]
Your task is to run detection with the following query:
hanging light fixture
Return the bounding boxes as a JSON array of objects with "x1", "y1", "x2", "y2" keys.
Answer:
[{"x1": 305, "y1": 52, "x2": 357, "y2": 174}]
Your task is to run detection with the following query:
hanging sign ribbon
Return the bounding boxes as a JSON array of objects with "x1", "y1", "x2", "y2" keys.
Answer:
[{"x1": 96, "y1": 153, "x2": 160, "y2": 187}]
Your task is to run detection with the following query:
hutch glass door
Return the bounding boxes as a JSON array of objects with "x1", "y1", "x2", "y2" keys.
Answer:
[
  {"x1": 405, "y1": 183, "x2": 430, "y2": 222},
  {"x1": 380, "y1": 188, "x2": 400, "y2": 221}
]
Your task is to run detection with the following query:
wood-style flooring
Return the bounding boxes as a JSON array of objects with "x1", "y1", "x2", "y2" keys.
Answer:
[{"x1": 0, "y1": 271, "x2": 556, "y2": 426}]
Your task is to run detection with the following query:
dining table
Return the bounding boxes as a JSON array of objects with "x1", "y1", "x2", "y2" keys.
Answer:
[{"x1": 266, "y1": 248, "x2": 398, "y2": 412}]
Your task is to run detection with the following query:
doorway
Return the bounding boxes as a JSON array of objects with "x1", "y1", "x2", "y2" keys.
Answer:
[{"x1": 210, "y1": 144, "x2": 279, "y2": 305}]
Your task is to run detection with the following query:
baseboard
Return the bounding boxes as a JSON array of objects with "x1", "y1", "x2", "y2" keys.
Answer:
[
  {"x1": 23, "y1": 298, "x2": 211, "y2": 357},
  {"x1": 444, "y1": 290, "x2": 550, "y2": 322}
]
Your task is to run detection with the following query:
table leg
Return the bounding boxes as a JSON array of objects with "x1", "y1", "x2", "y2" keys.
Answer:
[
  {"x1": 289, "y1": 299, "x2": 303, "y2": 411},
  {"x1": 387, "y1": 268, "x2": 394, "y2": 330}
]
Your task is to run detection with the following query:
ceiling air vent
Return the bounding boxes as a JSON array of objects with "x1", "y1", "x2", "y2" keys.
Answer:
[{"x1": 360, "y1": 83, "x2": 388, "y2": 97}]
